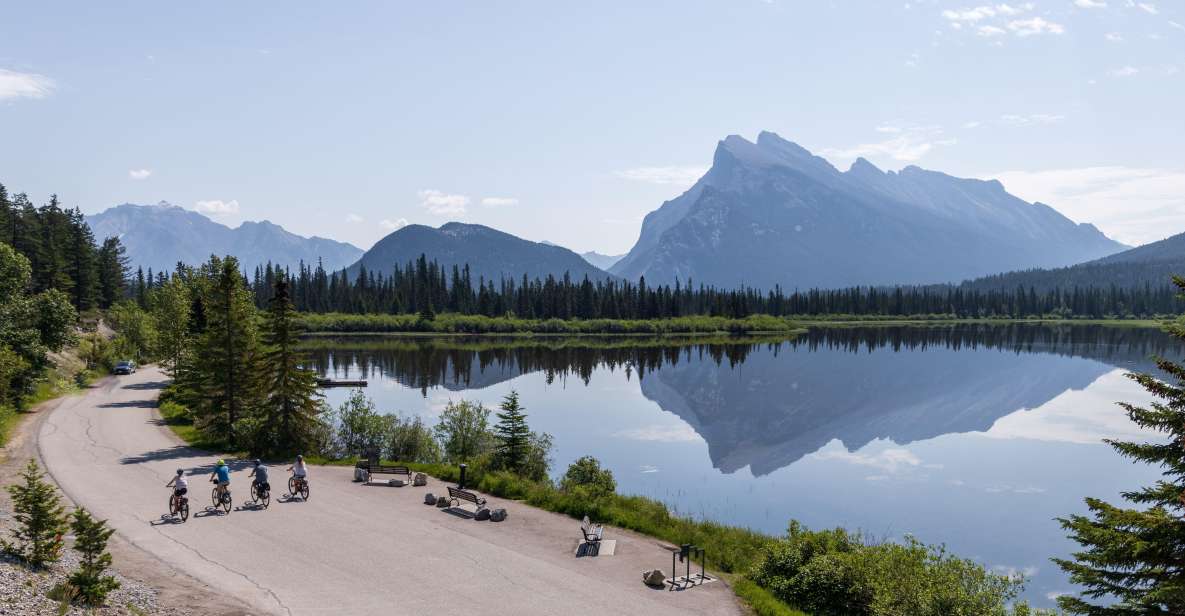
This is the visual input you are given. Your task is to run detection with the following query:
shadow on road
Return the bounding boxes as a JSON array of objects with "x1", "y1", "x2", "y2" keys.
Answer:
[
  {"x1": 99, "y1": 400, "x2": 157, "y2": 409},
  {"x1": 150, "y1": 514, "x2": 185, "y2": 527},
  {"x1": 193, "y1": 507, "x2": 229, "y2": 519},
  {"x1": 123, "y1": 381, "x2": 168, "y2": 391}
]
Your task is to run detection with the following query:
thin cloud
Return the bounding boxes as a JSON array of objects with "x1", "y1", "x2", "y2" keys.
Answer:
[
  {"x1": 823, "y1": 125, "x2": 955, "y2": 164},
  {"x1": 0, "y1": 68, "x2": 55, "y2": 101},
  {"x1": 194, "y1": 199, "x2": 240, "y2": 216},
  {"x1": 480, "y1": 197, "x2": 519, "y2": 207},
  {"x1": 1008, "y1": 17, "x2": 1065, "y2": 36},
  {"x1": 417, "y1": 189, "x2": 469, "y2": 216},
  {"x1": 985, "y1": 166, "x2": 1185, "y2": 246},
  {"x1": 1074, "y1": 0, "x2": 1106, "y2": 7},
  {"x1": 999, "y1": 113, "x2": 1066, "y2": 126},
  {"x1": 1110, "y1": 65, "x2": 1140, "y2": 77},
  {"x1": 1137, "y1": 2, "x2": 1158, "y2": 14},
  {"x1": 613, "y1": 166, "x2": 708, "y2": 186},
  {"x1": 345, "y1": 213, "x2": 364, "y2": 223},
  {"x1": 379, "y1": 217, "x2": 408, "y2": 231},
  {"x1": 128, "y1": 169, "x2": 152, "y2": 180},
  {"x1": 614, "y1": 424, "x2": 701, "y2": 443},
  {"x1": 1104, "y1": 32, "x2": 1124, "y2": 41}
]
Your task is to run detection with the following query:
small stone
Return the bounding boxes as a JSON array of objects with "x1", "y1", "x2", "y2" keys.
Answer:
[
  {"x1": 436, "y1": 497, "x2": 450, "y2": 508},
  {"x1": 424, "y1": 493, "x2": 437, "y2": 505},
  {"x1": 474, "y1": 508, "x2": 491, "y2": 521},
  {"x1": 413, "y1": 472, "x2": 428, "y2": 486},
  {"x1": 490, "y1": 508, "x2": 508, "y2": 522}
]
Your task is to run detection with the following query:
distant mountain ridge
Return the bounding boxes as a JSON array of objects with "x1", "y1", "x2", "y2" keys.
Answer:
[
  {"x1": 610, "y1": 131, "x2": 1125, "y2": 290},
  {"x1": 85, "y1": 203, "x2": 363, "y2": 274},
  {"x1": 580, "y1": 251, "x2": 626, "y2": 270},
  {"x1": 347, "y1": 222, "x2": 613, "y2": 284}
]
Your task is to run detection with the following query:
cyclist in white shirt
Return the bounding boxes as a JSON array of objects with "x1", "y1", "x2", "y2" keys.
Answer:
[{"x1": 166, "y1": 468, "x2": 188, "y2": 497}]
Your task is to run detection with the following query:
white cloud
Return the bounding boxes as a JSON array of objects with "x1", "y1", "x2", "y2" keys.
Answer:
[
  {"x1": 194, "y1": 199, "x2": 240, "y2": 216},
  {"x1": 345, "y1": 213, "x2": 364, "y2": 223},
  {"x1": 480, "y1": 196, "x2": 519, "y2": 207},
  {"x1": 978, "y1": 25, "x2": 1008, "y2": 36},
  {"x1": 823, "y1": 125, "x2": 955, "y2": 164},
  {"x1": 1170, "y1": 20, "x2": 1183, "y2": 30},
  {"x1": 615, "y1": 424, "x2": 701, "y2": 443},
  {"x1": 1110, "y1": 65, "x2": 1140, "y2": 76},
  {"x1": 999, "y1": 113, "x2": 1066, "y2": 126},
  {"x1": 942, "y1": 4, "x2": 1032, "y2": 23},
  {"x1": 1008, "y1": 16, "x2": 1065, "y2": 36},
  {"x1": 417, "y1": 189, "x2": 469, "y2": 216},
  {"x1": 1104, "y1": 32, "x2": 1124, "y2": 41},
  {"x1": 810, "y1": 444, "x2": 926, "y2": 474},
  {"x1": 0, "y1": 68, "x2": 55, "y2": 101},
  {"x1": 1074, "y1": 0, "x2": 1106, "y2": 7},
  {"x1": 1137, "y1": 2, "x2": 1158, "y2": 14},
  {"x1": 128, "y1": 169, "x2": 152, "y2": 180},
  {"x1": 379, "y1": 217, "x2": 408, "y2": 231},
  {"x1": 963, "y1": 120, "x2": 982, "y2": 128},
  {"x1": 613, "y1": 165, "x2": 708, "y2": 186},
  {"x1": 984, "y1": 167, "x2": 1185, "y2": 246}
]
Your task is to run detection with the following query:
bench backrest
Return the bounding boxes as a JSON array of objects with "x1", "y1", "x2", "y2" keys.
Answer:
[{"x1": 448, "y1": 486, "x2": 479, "y2": 503}]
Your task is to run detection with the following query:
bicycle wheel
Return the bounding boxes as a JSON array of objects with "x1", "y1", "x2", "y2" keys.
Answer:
[
  {"x1": 288, "y1": 476, "x2": 296, "y2": 496},
  {"x1": 260, "y1": 486, "x2": 270, "y2": 509},
  {"x1": 300, "y1": 480, "x2": 309, "y2": 501},
  {"x1": 250, "y1": 483, "x2": 259, "y2": 503},
  {"x1": 222, "y1": 491, "x2": 232, "y2": 514},
  {"x1": 211, "y1": 487, "x2": 220, "y2": 508},
  {"x1": 180, "y1": 500, "x2": 189, "y2": 522},
  {"x1": 169, "y1": 495, "x2": 178, "y2": 517}
]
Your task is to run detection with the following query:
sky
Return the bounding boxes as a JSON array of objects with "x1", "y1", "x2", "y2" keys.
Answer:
[{"x1": 1, "y1": 1, "x2": 1183, "y2": 253}]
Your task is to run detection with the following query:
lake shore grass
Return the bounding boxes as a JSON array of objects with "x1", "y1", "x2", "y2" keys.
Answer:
[{"x1": 294, "y1": 312, "x2": 803, "y2": 335}]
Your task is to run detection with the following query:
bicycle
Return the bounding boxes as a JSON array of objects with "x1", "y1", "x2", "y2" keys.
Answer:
[
  {"x1": 250, "y1": 481, "x2": 271, "y2": 509},
  {"x1": 168, "y1": 490, "x2": 189, "y2": 522},
  {"x1": 288, "y1": 473, "x2": 310, "y2": 501},
  {"x1": 210, "y1": 480, "x2": 232, "y2": 514}
]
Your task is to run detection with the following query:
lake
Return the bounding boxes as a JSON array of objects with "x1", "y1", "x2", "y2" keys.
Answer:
[{"x1": 305, "y1": 324, "x2": 1178, "y2": 606}]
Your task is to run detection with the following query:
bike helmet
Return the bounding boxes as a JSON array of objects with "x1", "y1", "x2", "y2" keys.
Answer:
[
  {"x1": 296, "y1": 454, "x2": 303, "y2": 461},
  {"x1": 216, "y1": 459, "x2": 225, "y2": 466},
  {"x1": 253, "y1": 459, "x2": 261, "y2": 466},
  {"x1": 176, "y1": 468, "x2": 184, "y2": 475}
]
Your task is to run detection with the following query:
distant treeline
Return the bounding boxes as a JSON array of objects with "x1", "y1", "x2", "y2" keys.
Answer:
[
  {"x1": 223, "y1": 256, "x2": 1184, "y2": 320},
  {"x1": 1, "y1": 184, "x2": 129, "y2": 311}
]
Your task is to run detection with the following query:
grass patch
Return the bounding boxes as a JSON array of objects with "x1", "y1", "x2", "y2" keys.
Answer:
[
  {"x1": 157, "y1": 396, "x2": 235, "y2": 453},
  {"x1": 732, "y1": 576, "x2": 809, "y2": 616}
]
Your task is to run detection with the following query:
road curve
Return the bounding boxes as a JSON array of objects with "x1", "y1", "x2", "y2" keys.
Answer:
[{"x1": 37, "y1": 367, "x2": 742, "y2": 616}]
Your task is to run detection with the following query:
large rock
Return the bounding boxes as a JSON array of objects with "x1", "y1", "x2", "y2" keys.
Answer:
[
  {"x1": 413, "y1": 473, "x2": 428, "y2": 487},
  {"x1": 475, "y1": 508, "x2": 491, "y2": 521},
  {"x1": 642, "y1": 569, "x2": 667, "y2": 588},
  {"x1": 353, "y1": 468, "x2": 368, "y2": 482},
  {"x1": 436, "y1": 496, "x2": 450, "y2": 508},
  {"x1": 490, "y1": 508, "x2": 508, "y2": 522},
  {"x1": 424, "y1": 493, "x2": 437, "y2": 505}
]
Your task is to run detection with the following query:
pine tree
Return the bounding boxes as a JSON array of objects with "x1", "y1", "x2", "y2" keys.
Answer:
[
  {"x1": 492, "y1": 390, "x2": 531, "y2": 474},
  {"x1": 253, "y1": 272, "x2": 324, "y2": 456},
  {"x1": 68, "y1": 508, "x2": 119, "y2": 605},
  {"x1": 191, "y1": 256, "x2": 261, "y2": 446},
  {"x1": 2, "y1": 459, "x2": 68, "y2": 568},
  {"x1": 96, "y1": 236, "x2": 129, "y2": 309},
  {"x1": 1053, "y1": 277, "x2": 1185, "y2": 614}
]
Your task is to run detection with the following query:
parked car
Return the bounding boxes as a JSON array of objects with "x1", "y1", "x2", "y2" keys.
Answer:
[{"x1": 113, "y1": 360, "x2": 137, "y2": 375}]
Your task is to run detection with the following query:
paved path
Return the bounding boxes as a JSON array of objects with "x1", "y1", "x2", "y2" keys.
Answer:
[{"x1": 36, "y1": 367, "x2": 742, "y2": 616}]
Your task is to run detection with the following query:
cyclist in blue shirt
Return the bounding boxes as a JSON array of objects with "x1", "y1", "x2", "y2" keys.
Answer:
[{"x1": 209, "y1": 459, "x2": 231, "y2": 501}]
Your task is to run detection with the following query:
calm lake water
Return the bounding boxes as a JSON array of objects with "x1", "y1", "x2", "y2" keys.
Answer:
[{"x1": 307, "y1": 324, "x2": 1178, "y2": 606}]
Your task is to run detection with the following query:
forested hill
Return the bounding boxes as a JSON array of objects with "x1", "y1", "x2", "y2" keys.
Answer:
[{"x1": 960, "y1": 231, "x2": 1185, "y2": 293}]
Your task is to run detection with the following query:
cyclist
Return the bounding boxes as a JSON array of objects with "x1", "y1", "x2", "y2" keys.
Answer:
[
  {"x1": 209, "y1": 459, "x2": 230, "y2": 502},
  {"x1": 288, "y1": 454, "x2": 308, "y2": 481},
  {"x1": 166, "y1": 468, "x2": 188, "y2": 505},
  {"x1": 249, "y1": 459, "x2": 269, "y2": 496}
]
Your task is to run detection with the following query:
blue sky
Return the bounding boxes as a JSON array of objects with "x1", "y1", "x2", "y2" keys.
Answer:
[{"x1": 1, "y1": 1, "x2": 1182, "y2": 253}]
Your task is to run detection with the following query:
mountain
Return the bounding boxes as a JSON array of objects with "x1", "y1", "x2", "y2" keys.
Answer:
[
  {"x1": 580, "y1": 251, "x2": 626, "y2": 270},
  {"x1": 85, "y1": 203, "x2": 363, "y2": 274},
  {"x1": 961, "y1": 231, "x2": 1185, "y2": 292},
  {"x1": 610, "y1": 132, "x2": 1126, "y2": 290},
  {"x1": 347, "y1": 222, "x2": 613, "y2": 283}
]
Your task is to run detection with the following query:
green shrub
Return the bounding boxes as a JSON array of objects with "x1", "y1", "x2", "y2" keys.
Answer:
[
  {"x1": 560, "y1": 455, "x2": 616, "y2": 498},
  {"x1": 2, "y1": 459, "x2": 68, "y2": 568},
  {"x1": 68, "y1": 508, "x2": 120, "y2": 605}
]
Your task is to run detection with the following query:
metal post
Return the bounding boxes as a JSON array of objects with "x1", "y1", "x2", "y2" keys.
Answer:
[{"x1": 458, "y1": 463, "x2": 468, "y2": 490}]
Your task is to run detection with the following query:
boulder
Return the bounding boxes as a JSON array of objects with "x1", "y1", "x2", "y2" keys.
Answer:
[
  {"x1": 424, "y1": 493, "x2": 437, "y2": 505},
  {"x1": 353, "y1": 467, "x2": 369, "y2": 482},
  {"x1": 490, "y1": 508, "x2": 508, "y2": 522},
  {"x1": 388, "y1": 479, "x2": 405, "y2": 487},
  {"x1": 642, "y1": 569, "x2": 667, "y2": 588},
  {"x1": 436, "y1": 497, "x2": 450, "y2": 508},
  {"x1": 413, "y1": 473, "x2": 428, "y2": 487},
  {"x1": 474, "y1": 507, "x2": 491, "y2": 521}
]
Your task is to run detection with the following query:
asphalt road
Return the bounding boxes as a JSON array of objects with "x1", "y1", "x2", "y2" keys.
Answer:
[{"x1": 37, "y1": 367, "x2": 742, "y2": 616}]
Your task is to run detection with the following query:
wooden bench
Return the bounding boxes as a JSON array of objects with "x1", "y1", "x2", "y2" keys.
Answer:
[
  {"x1": 581, "y1": 515, "x2": 603, "y2": 544},
  {"x1": 355, "y1": 458, "x2": 413, "y2": 483},
  {"x1": 447, "y1": 486, "x2": 487, "y2": 511}
]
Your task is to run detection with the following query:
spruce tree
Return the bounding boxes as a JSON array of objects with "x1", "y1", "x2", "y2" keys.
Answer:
[
  {"x1": 492, "y1": 390, "x2": 531, "y2": 474},
  {"x1": 96, "y1": 236, "x2": 129, "y2": 309},
  {"x1": 68, "y1": 508, "x2": 119, "y2": 605},
  {"x1": 253, "y1": 272, "x2": 323, "y2": 456},
  {"x1": 2, "y1": 459, "x2": 68, "y2": 568},
  {"x1": 191, "y1": 256, "x2": 260, "y2": 446},
  {"x1": 1054, "y1": 278, "x2": 1185, "y2": 614}
]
